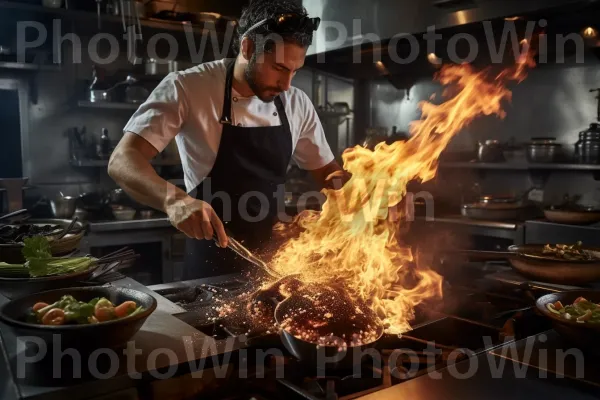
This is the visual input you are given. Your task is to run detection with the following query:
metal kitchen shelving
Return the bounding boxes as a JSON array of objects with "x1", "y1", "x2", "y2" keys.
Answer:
[
  {"x1": 0, "y1": 0, "x2": 229, "y2": 35},
  {"x1": 0, "y1": 61, "x2": 61, "y2": 72},
  {"x1": 439, "y1": 161, "x2": 600, "y2": 171},
  {"x1": 71, "y1": 159, "x2": 181, "y2": 167},
  {"x1": 77, "y1": 101, "x2": 140, "y2": 110}
]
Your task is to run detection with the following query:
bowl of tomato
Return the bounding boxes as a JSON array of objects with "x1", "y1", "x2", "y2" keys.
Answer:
[{"x1": 0, "y1": 286, "x2": 157, "y2": 349}]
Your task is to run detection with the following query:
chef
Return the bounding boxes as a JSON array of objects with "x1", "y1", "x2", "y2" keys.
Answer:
[{"x1": 108, "y1": 0, "x2": 348, "y2": 279}]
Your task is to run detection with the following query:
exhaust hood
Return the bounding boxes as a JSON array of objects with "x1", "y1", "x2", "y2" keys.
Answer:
[{"x1": 304, "y1": 0, "x2": 600, "y2": 80}]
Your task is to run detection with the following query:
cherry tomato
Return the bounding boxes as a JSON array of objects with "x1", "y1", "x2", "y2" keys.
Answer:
[
  {"x1": 574, "y1": 297, "x2": 587, "y2": 304},
  {"x1": 114, "y1": 301, "x2": 137, "y2": 318},
  {"x1": 32, "y1": 302, "x2": 48, "y2": 312},
  {"x1": 42, "y1": 309, "x2": 65, "y2": 325}
]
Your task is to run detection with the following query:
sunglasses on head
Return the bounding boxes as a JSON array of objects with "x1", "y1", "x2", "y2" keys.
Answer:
[{"x1": 243, "y1": 13, "x2": 321, "y2": 37}]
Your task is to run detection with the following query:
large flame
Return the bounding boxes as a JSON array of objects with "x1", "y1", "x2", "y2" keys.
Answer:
[{"x1": 271, "y1": 48, "x2": 536, "y2": 335}]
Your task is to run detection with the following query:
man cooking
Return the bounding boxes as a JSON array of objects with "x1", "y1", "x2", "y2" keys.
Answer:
[{"x1": 108, "y1": 0, "x2": 347, "y2": 279}]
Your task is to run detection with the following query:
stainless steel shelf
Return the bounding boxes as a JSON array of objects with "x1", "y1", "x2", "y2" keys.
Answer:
[
  {"x1": 0, "y1": 0, "x2": 224, "y2": 34},
  {"x1": 0, "y1": 61, "x2": 61, "y2": 71},
  {"x1": 71, "y1": 159, "x2": 181, "y2": 167},
  {"x1": 439, "y1": 161, "x2": 600, "y2": 171},
  {"x1": 77, "y1": 101, "x2": 139, "y2": 110}
]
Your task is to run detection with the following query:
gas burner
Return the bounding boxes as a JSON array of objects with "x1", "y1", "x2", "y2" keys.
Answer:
[
  {"x1": 201, "y1": 278, "x2": 249, "y2": 293},
  {"x1": 157, "y1": 286, "x2": 213, "y2": 305}
]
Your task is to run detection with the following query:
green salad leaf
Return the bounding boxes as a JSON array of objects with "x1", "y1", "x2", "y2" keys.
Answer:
[{"x1": 22, "y1": 237, "x2": 52, "y2": 260}]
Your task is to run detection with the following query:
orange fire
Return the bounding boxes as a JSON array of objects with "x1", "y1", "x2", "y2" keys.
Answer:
[{"x1": 271, "y1": 48, "x2": 536, "y2": 335}]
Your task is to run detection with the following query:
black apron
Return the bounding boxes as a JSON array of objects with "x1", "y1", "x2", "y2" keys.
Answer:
[{"x1": 182, "y1": 60, "x2": 293, "y2": 279}]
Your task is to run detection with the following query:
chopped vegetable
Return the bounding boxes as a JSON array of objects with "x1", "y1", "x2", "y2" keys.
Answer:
[
  {"x1": 553, "y1": 301, "x2": 564, "y2": 310},
  {"x1": 19, "y1": 236, "x2": 97, "y2": 278},
  {"x1": 114, "y1": 301, "x2": 137, "y2": 318},
  {"x1": 32, "y1": 302, "x2": 48, "y2": 312},
  {"x1": 26, "y1": 295, "x2": 144, "y2": 325},
  {"x1": 42, "y1": 308, "x2": 65, "y2": 325},
  {"x1": 546, "y1": 298, "x2": 600, "y2": 324},
  {"x1": 22, "y1": 237, "x2": 52, "y2": 260}
]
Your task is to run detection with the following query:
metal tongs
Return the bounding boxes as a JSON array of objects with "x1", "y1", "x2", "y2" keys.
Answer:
[{"x1": 213, "y1": 234, "x2": 282, "y2": 279}]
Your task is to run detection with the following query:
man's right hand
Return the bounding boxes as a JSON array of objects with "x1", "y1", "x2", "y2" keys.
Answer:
[{"x1": 165, "y1": 196, "x2": 228, "y2": 247}]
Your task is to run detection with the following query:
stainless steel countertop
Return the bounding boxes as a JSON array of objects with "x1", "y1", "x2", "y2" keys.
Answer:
[{"x1": 85, "y1": 217, "x2": 172, "y2": 232}]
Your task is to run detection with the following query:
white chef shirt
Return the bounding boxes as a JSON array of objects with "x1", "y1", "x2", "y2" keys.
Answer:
[{"x1": 123, "y1": 58, "x2": 334, "y2": 193}]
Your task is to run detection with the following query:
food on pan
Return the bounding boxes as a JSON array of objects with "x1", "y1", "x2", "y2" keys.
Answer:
[
  {"x1": 541, "y1": 242, "x2": 599, "y2": 261},
  {"x1": 249, "y1": 275, "x2": 382, "y2": 349},
  {"x1": 546, "y1": 296, "x2": 600, "y2": 323},
  {"x1": 26, "y1": 295, "x2": 145, "y2": 325},
  {"x1": 0, "y1": 237, "x2": 96, "y2": 278},
  {"x1": 278, "y1": 286, "x2": 382, "y2": 350},
  {"x1": 0, "y1": 224, "x2": 60, "y2": 244}
]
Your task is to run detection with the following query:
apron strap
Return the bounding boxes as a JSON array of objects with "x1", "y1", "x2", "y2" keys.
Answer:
[
  {"x1": 274, "y1": 96, "x2": 291, "y2": 134},
  {"x1": 220, "y1": 59, "x2": 235, "y2": 125}
]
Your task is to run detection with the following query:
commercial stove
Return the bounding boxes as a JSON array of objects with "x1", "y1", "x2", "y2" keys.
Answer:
[{"x1": 144, "y1": 261, "x2": 600, "y2": 400}]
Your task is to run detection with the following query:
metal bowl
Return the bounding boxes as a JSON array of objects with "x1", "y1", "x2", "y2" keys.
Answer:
[
  {"x1": 526, "y1": 143, "x2": 561, "y2": 163},
  {"x1": 50, "y1": 196, "x2": 78, "y2": 219}
]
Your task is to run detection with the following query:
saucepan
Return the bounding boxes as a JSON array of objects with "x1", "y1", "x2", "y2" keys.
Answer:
[
  {"x1": 536, "y1": 290, "x2": 600, "y2": 355},
  {"x1": 450, "y1": 243, "x2": 600, "y2": 285}
]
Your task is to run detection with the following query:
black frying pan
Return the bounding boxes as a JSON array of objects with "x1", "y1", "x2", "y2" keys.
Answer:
[
  {"x1": 451, "y1": 244, "x2": 600, "y2": 285},
  {"x1": 274, "y1": 291, "x2": 385, "y2": 370},
  {"x1": 536, "y1": 290, "x2": 600, "y2": 355}
]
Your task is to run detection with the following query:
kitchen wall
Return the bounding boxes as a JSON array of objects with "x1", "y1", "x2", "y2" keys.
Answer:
[{"x1": 369, "y1": 57, "x2": 600, "y2": 207}]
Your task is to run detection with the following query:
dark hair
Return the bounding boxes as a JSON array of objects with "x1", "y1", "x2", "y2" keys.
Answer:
[{"x1": 233, "y1": 0, "x2": 314, "y2": 54}]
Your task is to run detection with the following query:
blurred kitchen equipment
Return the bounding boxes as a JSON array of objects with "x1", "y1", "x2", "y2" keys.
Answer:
[
  {"x1": 544, "y1": 207, "x2": 600, "y2": 225},
  {"x1": 88, "y1": 65, "x2": 112, "y2": 102},
  {"x1": 168, "y1": 60, "x2": 180, "y2": 73},
  {"x1": 331, "y1": 102, "x2": 351, "y2": 114},
  {"x1": 0, "y1": 178, "x2": 28, "y2": 212},
  {"x1": 42, "y1": 0, "x2": 63, "y2": 8},
  {"x1": 111, "y1": 205, "x2": 136, "y2": 220},
  {"x1": 450, "y1": 244, "x2": 600, "y2": 285},
  {"x1": 56, "y1": 217, "x2": 79, "y2": 240},
  {"x1": 108, "y1": 188, "x2": 127, "y2": 204},
  {"x1": 95, "y1": 0, "x2": 103, "y2": 29},
  {"x1": 89, "y1": 73, "x2": 139, "y2": 103},
  {"x1": 462, "y1": 192, "x2": 533, "y2": 221},
  {"x1": 118, "y1": 0, "x2": 146, "y2": 18},
  {"x1": 145, "y1": 58, "x2": 160, "y2": 75},
  {"x1": 125, "y1": 84, "x2": 149, "y2": 104},
  {"x1": 97, "y1": 128, "x2": 111, "y2": 159},
  {"x1": 543, "y1": 194, "x2": 600, "y2": 224},
  {"x1": 591, "y1": 87, "x2": 600, "y2": 121},
  {"x1": 362, "y1": 127, "x2": 390, "y2": 150},
  {"x1": 0, "y1": 209, "x2": 29, "y2": 225},
  {"x1": 50, "y1": 195, "x2": 78, "y2": 219},
  {"x1": 73, "y1": 207, "x2": 89, "y2": 221},
  {"x1": 140, "y1": 210, "x2": 155, "y2": 219},
  {"x1": 575, "y1": 123, "x2": 600, "y2": 164},
  {"x1": 0, "y1": 45, "x2": 12, "y2": 56},
  {"x1": 526, "y1": 137, "x2": 561, "y2": 163},
  {"x1": 477, "y1": 139, "x2": 505, "y2": 162}
]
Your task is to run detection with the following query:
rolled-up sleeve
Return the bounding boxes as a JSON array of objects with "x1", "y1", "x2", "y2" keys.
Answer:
[
  {"x1": 123, "y1": 73, "x2": 188, "y2": 152},
  {"x1": 291, "y1": 92, "x2": 335, "y2": 170}
]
